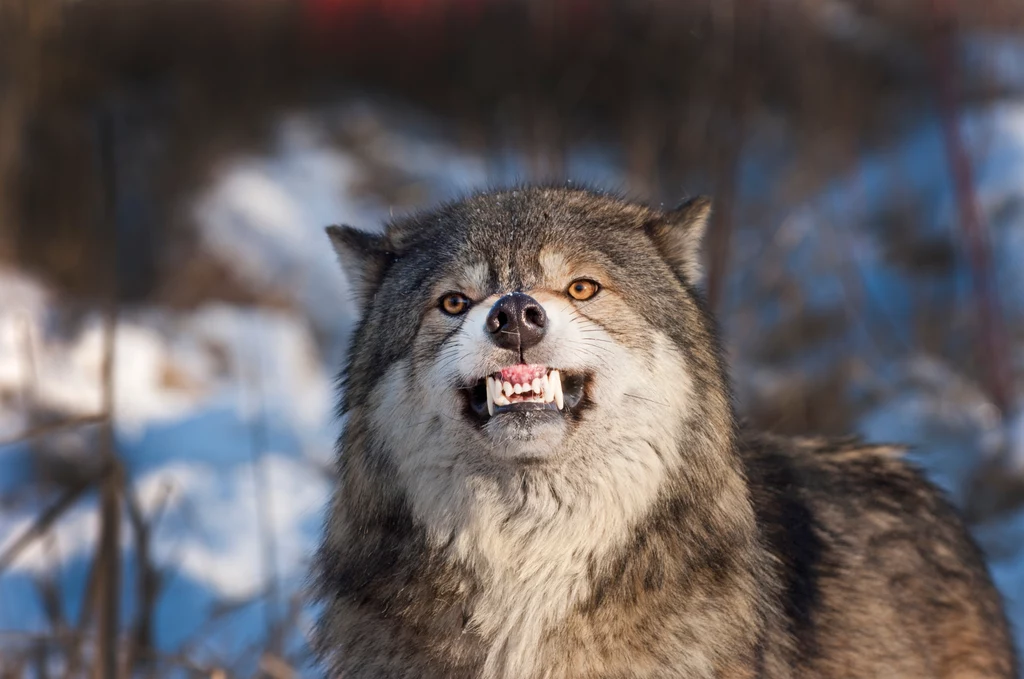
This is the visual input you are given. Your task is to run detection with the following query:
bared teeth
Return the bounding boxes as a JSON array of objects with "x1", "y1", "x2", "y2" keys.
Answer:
[
  {"x1": 493, "y1": 378, "x2": 510, "y2": 406},
  {"x1": 484, "y1": 367, "x2": 566, "y2": 416}
]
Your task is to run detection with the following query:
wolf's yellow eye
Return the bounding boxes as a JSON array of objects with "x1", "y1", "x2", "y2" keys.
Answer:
[
  {"x1": 439, "y1": 292, "x2": 471, "y2": 316},
  {"x1": 567, "y1": 279, "x2": 600, "y2": 301}
]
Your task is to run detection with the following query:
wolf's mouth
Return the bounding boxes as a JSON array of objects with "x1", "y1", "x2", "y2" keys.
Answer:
[{"x1": 463, "y1": 364, "x2": 588, "y2": 419}]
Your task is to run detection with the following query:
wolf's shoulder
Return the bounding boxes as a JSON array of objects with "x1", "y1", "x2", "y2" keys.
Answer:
[
  {"x1": 737, "y1": 429, "x2": 977, "y2": 543},
  {"x1": 739, "y1": 429, "x2": 932, "y2": 506}
]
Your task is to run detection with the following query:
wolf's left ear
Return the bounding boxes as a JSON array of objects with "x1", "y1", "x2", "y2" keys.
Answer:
[
  {"x1": 326, "y1": 225, "x2": 392, "y2": 304},
  {"x1": 644, "y1": 196, "x2": 712, "y2": 285}
]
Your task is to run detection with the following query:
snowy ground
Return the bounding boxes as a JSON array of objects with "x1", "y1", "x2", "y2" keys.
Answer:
[{"x1": 2, "y1": 94, "x2": 1024, "y2": 674}]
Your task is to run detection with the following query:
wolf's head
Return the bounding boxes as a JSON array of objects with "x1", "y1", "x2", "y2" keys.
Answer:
[{"x1": 329, "y1": 187, "x2": 735, "y2": 534}]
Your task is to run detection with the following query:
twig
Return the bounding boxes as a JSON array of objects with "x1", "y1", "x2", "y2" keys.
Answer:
[
  {"x1": 0, "y1": 415, "x2": 107, "y2": 448},
  {"x1": 124, "y1": 484, "x2": 170, "y2": 678},
  {"x1": 928, "y1": 0, "x2": 1015, "y2": 416},
  {"x1": 706, "y1": 139, "x2": 742, "y2": 311},
  {"x1": 243, "y1": 331, "x2": 283, "y2": 656},
  {"x1": 0, "y1": 461, "x2": 111, "y2": 574},
  {"x1": 92, "y1": 105, "x2": 123, "y2": 679},
  {"x1": 93, "y1": 470, "x2": 123, "y2": 679},
  {"x1": 68, "y1": 541, "x2": 99, "y2": 677},
  {"x1": 705, "y1": 0, "x2": 756, "y2": 311},
  {"x1": 35, "y1": 534, "x2": 67, "y2": 630},
  {"x1": 18, "y1": 314, "x2": 37, "y2": 418}
]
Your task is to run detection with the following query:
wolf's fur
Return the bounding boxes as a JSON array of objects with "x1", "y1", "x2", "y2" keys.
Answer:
[{"x1": 314, "y1": 187, "x2": 1016, "y2": 678}]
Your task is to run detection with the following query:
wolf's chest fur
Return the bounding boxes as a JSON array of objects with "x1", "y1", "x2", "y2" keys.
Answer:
[
  {"x1": 448, "y1": 471, "x2": 766, "y2": 679},
  {"x1": 314, "y1": 187, "x2": 1016, "y2": 679},
  {"x1": 453, "y1": 491, "x2": 617, "y2": 678},
  {"x1": 444, "y1": 441, "x2": 680, "y2": 678},
  {"x1": 320, "y1": 452, "x2": 765, "y2": 679}
]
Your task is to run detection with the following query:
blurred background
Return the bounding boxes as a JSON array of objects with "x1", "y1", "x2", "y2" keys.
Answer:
[{"x1": 2, "y1": 0, "x2": 1024, "y2": 676}]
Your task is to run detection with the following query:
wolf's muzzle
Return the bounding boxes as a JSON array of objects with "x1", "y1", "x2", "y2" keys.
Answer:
[{"x1": 485, "y1": 292, "x2": 547, "y2": 352}]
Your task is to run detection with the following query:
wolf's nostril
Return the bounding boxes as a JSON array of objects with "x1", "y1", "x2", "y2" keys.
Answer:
[
  {"x1": 523, "y1": 305, "x2": 546, "y2": 329},
  {"x1": 486, "y1": 310, "x2": 506, "y2": 333},
  {"x1": 485, "y1": 293, "x2": 547, "y2": 351}
]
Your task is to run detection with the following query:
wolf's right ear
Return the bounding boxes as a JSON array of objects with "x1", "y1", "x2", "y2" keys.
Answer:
[
  {"x1": 644, "y1": 196, "x2": 712, "y2": 285},
  {"x1": 326, "y1": 225, "x2": 392, "y2": 304}
]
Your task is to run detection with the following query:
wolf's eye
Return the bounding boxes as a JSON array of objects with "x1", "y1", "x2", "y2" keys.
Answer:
[
  {"x1": 439, "y1": 292, "x2": 471, "y2": 316},
  {"x1": 567, "y1": 279, "x2": 600, "y2": 301}
]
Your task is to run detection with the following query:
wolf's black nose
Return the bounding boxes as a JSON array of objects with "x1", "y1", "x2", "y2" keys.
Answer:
[{"x1": 486, "y1": 293, "x2": 547, "y2": 351}]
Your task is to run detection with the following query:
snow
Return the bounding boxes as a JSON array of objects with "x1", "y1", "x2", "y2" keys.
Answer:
[
  {"x1": 4, "y1": 80, "x2": 1024, "y2": 671},
  {"x1": 858, "y1": 355, "x2": 1005, "y2": 503},
  {"x1": 0, "y1": 266, "x2": 336, "y2": 662},
  {"x1": 193, "y1": 120, "x2": 365, "y2": 358},
  {"x1": 0, "y1": 269, "x2": 55, "y2": 441},
  {"x1": 137, "y1": 455, "x2": 328, "y2": 599}
]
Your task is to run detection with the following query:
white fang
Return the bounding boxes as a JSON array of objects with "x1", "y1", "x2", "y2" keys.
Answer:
[{"x1": 550, "y1": 370, "x2": 564, "y2": 410}]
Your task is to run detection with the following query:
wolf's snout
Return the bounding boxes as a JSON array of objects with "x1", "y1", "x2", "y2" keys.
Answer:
[{"x1": 485, "y1": 292, "x2": 547, "y2": 351}]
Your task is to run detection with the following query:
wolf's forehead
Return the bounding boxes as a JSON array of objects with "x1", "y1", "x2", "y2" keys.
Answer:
[{"x1": 441, "y1": 244, "x2": 584, "y2": 294}]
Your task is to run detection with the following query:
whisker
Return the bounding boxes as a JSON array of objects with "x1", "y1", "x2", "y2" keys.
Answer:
[{"x1": 623, "y1": 393, "x2": 670, "y2": 407}]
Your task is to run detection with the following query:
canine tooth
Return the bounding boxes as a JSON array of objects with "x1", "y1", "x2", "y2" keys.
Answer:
[
  {"x1": 503, "y1": 381, "x2": 514, "y2": 397},
  {"x1": 486, "y1": 377, "x2": 495, "y2": 416},
  {"x1": 551, "y1": 370, "x2": 564, "y2": 410},
  {"x1": 491, "y1": 378, "x2": 510, "y2": 406},
  {"x1": 542, "y1": 375, "x2": 552, "y2": 402},
  {"x1": 514, "y1": 383, "x2": 523, "y2": 394},
  {"x1": 532, "y1": 378, "x2": 541, "y2": 394}
]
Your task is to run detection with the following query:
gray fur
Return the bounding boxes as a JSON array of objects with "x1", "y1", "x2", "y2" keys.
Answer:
[{"x1": 314, "y1": 186, "x2": 1016, "y2": 678}]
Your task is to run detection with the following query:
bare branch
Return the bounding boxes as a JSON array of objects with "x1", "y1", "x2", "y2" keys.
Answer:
[
  {"x1": 92, "y1": 106, "x2": 123, "y2": 679},
  {"x1": 0, "y1": 461, "x2": 111, "y2": 574},
  {"x1": 124, "y1": 484, "x2": 170, "y2": 678},
  {"x1": 705, "y1": 0, "x2": 757, "y2": 311},
  {"x1": 0, "y1": 415, "x2": 107, "y2": 449},
  {"x1": 928, "y1": 0, "x2": 1016, "y2": 416},
  {"x1": 243, "y1": 332, "x2": 283, "y2": 655}
]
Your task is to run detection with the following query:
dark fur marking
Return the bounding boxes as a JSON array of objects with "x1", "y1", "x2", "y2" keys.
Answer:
[{"x1": 744, "y1": 441, "x2": 826, "y2": 661}]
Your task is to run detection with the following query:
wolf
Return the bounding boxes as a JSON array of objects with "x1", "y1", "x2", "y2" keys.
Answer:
[{"x1": 313, "y1": 186, "x2": 1017, "y2": 678}]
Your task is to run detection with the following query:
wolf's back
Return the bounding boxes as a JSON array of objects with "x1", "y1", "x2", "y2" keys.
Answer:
[{"x1": 743, "y1": 432, "x2": 1018, "y2": 678}]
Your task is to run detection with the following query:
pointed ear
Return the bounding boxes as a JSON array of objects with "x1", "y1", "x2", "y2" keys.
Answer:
[
  {"x1": 325, "y1": 225, "x2": 392, "y2": 303},
  {"x1": 644, "y1": 196, "x2": 712, "y2": 284}
]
